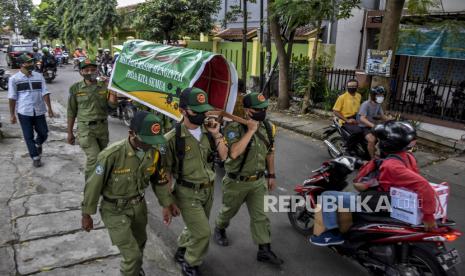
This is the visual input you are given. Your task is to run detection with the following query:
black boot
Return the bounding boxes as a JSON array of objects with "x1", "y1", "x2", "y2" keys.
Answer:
[
  {"x1": 257, "y1": 243, "x2": 284, "y2": 265},
  {"x1": 174, "y1": 247, "x2": 186, "y2": 264},
  {"x1": 139, "y1": 267, "x2": 145, "y2": 276},
  {"x1": 181, "y1": 261, "x2": 201, "y2": 276},
  {"x1": 214, "y1": 227, "x2": 229, "y2": 246}
]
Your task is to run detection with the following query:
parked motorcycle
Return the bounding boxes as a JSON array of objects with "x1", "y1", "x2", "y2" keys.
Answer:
[
  {"x1": 323, "y1": 118, "x2": 370, "y2": 160},
  {"x1": 0, "y1": 68, "x2": 9, "y2": 90},
  {"x1": 110, "y1": 96, "x2": 137, "y2": 127},
  {"x1": 288, "y1": 156, "x2": 462, "y2": 275}
]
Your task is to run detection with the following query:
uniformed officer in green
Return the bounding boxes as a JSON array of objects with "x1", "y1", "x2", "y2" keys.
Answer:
[
  {"x1": 214, "y1": 92, "x2": 283, "y2": 265},
  {"x1": 161, "y1": 88, "x2": 228, "y2": 276},
  {"x1": 81, "y1": 111, "x2": 179, "y2": 276},
  {"x1": 67, "y1": 58, "x2": 117, "y2": 180}
]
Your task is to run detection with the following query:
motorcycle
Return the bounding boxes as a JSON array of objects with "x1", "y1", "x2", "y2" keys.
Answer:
[
  {"x1": 0, "y1": 68, "x2": 9, "y2": 90},
  {"x1": 73, "y1": 56, "x2": 86, "y2": 71},
  {"x1": 288, "y1": 156, "x2": 462, "y2": 275},
  {"x1": 323, "y1": 118, "x2": 370, "y2": 160},
  {"x1": 62, "y1": 51, "x2": 69, "y2": 64},
  {"x1": 99, "y1": 62, "x2": 113, "y2": 77},
  {"x1": 110, "y1": 96, "x2": 137, "y2": 127},
  {"x1": 43, "y1": 62, "x2": 57, "y2": 83},
  {"x1": 54, "y1": 53, "x2": 63, "y2": 67}
]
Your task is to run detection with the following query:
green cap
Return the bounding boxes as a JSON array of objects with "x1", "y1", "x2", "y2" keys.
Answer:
[
  {"x1": 18, "y1": 53, "x2": 34, "y2": 64},
  {"x1": 179, "y1": 87, "x2": 214, "y2": 113},
  {"x1": 129, "y1": 111, "x2": 167, "y2": 145},
  {"x1": 79, "y1": 58, "x2": 97, "y2": 69},
  {"x1": 243, "y1": 92, "x2": 269, "y2": 109}
]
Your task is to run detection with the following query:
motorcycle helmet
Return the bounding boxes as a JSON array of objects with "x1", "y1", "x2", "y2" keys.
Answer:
[
  {"x1": 370, "y1": 86, "x2": 386, "y2": 95},
  {"x1": 55, "y1": 44, "x2": 60, "y2": 48},
  {"x1": 42, "y1": 47, "x2": 49, "y2": 53},
  {"x1": 104, "y1": 49, "x2": 110, "y2": 54},
  {"x1": 98, "y1": 48, "x2": 103, "y2": 53},
  {"x1": 373, "y1": 121, "x2": 417, "y2": 154},
  {"x1": 33, "y1": 47, "x2": 38, "y2": 52}
]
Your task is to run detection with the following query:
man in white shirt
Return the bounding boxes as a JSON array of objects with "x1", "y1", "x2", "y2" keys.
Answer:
[{"x1": 8, "y1": 54, "x2": 54, "y2": 167}]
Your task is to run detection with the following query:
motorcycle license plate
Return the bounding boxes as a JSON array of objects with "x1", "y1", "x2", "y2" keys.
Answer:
[{"x1": 437, "y1": 249, "x2": 461, "y2": 271}]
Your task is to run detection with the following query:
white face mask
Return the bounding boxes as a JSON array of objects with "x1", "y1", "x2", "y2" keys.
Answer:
[{"x1": 376, "y1": 96, "x2": 384, "y2": 104}]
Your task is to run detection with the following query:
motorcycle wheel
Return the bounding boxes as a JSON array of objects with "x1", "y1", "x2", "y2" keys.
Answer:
[
  {"x1": 399, "y1": 245, "x2": 458, "y2": 276},
  {"x1": 123, "y1": 105, "x2": 136, "y2": 127},
  {"x1": 0, "y1": 79, "x2": 8, "y2": 90},
  {"x1": 328, "y1": 136, "x2": 345, "y2": 159},
  {"x1": 287, "y1": 193, "x2": 314, "y2": 236}
]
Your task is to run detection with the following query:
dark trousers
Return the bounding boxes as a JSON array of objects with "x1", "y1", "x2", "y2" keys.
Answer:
[
  {"x1": 17, "y1": 113, "x2": 48, "y2": 159},
  {"x1": 342, "y1": 124, "x2": 363, "y2": 150}
]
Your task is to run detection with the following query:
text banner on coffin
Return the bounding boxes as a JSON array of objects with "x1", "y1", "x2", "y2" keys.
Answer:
[{"x1": 109, "y1": 40, "x2": 238, "y2": 121}]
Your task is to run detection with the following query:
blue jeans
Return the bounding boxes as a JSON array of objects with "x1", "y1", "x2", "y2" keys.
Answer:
[
  {"x1": 321, "y1": 191, "x2": 357, "y2": 230},
  {"x1": 17, "y1": 113, "x2": 48, "y2": 159}
]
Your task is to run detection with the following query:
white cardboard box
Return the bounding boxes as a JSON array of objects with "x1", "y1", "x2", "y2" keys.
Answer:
[{"x1": 390, "y1": 182, "x2": 449, "y2": 225}]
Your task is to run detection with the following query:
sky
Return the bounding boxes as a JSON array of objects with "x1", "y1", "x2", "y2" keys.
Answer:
[{"x1": 32, "y1": 0, "x2": 146, "y2": 8}]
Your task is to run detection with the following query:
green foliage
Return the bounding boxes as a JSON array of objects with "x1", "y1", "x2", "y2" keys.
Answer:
[
  {"x1": 31, "y1": 0, "x2": 60, "y2": 41},
  {"x1": 406, "y1": 0, "x2": 440, "y2": 15},
  {"x1": 221, "y1": 0, "x2": 257, "y2": 28},
  {"x1": 134, "y1": 0, "x2": 221, "y2": 42},
  {"x1": 1, "y1": 0, "x2": 34, "y2": 38}
]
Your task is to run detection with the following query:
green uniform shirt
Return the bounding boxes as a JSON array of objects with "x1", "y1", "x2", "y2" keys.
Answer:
[
  {"x1": 82, "y1": 138, "x2": 165, "y2": 215},
  {"x1": 67, "y1": 80, "x2": 117, "y2": 122},
  {"x1": 224, "y1": 121, "x2": 276, "y2": 176},
  {"x1": 163, "y1": 124, "x2": 215, "y2": 184}
]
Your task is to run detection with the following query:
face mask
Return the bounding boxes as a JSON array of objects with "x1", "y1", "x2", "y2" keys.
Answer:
[
  {"x1": 347, "y1": 87, "x2": 357, "y2": 94},
  {"x1": 83, "y1": 73, "x2": 98, "y2": 82},
  {"x1": 376, "y1": 96, "x2": 385, "y2": 104},
  {"x1": 251, "y1": 110, "x2": 267, "y2": 121},
  {"x1": 187, "y1": 112, "x2": 206, "y2": 126}
]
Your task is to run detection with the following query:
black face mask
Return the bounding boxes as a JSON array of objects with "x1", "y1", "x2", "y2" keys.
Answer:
[
  {"x1": 251, "y1": 110, "x2": 266, "y2": 121},
  {"x1": 25, "y1": 65, "x2": 35, "y2": 73},
  {"x1": 83, "y1": 73, "x2": 98, "y2": 82},
  {"x1": 347, "y1": 87, "x2": 357, "y2": 94},
  {"x1": 187, "y1": 112, "x2": 206, "y2": 126}
]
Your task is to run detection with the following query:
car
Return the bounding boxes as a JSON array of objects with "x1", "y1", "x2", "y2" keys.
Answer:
[{"x1": 6, "y1": 45, "x2": 34, "y2": 68}]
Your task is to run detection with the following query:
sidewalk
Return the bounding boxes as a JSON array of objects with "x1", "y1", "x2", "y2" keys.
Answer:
[{"x1": 0, "y1": 93, "x2": 180, "y2": 275}]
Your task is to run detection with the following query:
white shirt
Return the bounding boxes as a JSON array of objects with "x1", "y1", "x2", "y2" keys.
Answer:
[
  {"x1": 8, "y1": 71, "x2": 50, "y2": 116},
  {"x1": 188, "y1": 127, "x2": 202, "y2": 141}
]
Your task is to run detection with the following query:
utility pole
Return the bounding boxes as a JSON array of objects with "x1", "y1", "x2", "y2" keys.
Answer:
[
  {"x1": 264, "y1": 0, "x2": 272, "y2": 97},
  {"x1": 259, "y1": 0, "x2": 264, "y2": 91},
  {"x1": 241, "y1": 0, "x2": 248, "y2": 92}
]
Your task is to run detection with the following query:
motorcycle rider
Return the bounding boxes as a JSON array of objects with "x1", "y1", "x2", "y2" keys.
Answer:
[
  {"x1": 53, "y1": 44, "x2": 63, "y2": 65},
  {"x1": 332, "y1": 79, "x2": 363, "y2": 154},
  {"x1": 41, "y1": 47, "x2": 56, "y2": 73},
  {"x1": 101, "y1": 49, "x2": 113, "y2": 76},
  {"x1": 32, "y1": 47, "x2": 42, "y2": 61},
  {"x1": 96, "y1": 48, "x2": 104, "y2": 64},
  {"x1": 357, "y1": 86, "x2": 391, "y2": 159},
  {"x1": 73, "y1": 47, "x2": 87, "y2": 58},
  {"x1": 309, "y1": 121, "x2": 437, "y2": 246}
]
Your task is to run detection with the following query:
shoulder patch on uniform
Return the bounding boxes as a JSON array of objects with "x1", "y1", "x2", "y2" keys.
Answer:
[
  {"x1": 95, "y1": 164, "x2": 104, "y2": 175},
  {"x1": 227, "y1": 131, "x2": 237, "y2": 139}
]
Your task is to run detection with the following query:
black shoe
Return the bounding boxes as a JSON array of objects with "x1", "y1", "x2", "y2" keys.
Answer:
[
  {"x1": 139, "y1": 268, "x2": 145, "y2": 276},
  {"x1": 181, "y1": 262, "x2": 201, "y2": 276},
  {"x1": 174, "y1": 247, "x2": 186, "y2": 264},
  {"x1": 214, "y1": 227, "x2": 229, "y2": 246},
  {"x1": 257, "y1": 244, "x2": 283, "y2": 265},
  {"x1": 36, "y1": 144, "x2": 42, "y2": 156},
  {"x1": 32, "y1": 159, "x2": 42, "y2": 168}
]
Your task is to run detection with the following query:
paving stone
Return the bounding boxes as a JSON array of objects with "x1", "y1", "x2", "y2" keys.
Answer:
[
  {"x1": 34, "y1": 256, "x2": 120, "y2": 276},
  {"x1": 9, "y1": 191, "x2": 82, "y2": 219},
  {"x1": 15, "y1": 210, "x2": 103, "y2": 241},
  {"x1": 0, "y1": 246, "x2": 15, "y2": 276},
  {"x1": 15, "y1": 229, "x2": 118, "y2": 275}
]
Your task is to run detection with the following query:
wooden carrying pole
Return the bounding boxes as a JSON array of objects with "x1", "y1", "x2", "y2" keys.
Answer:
[{"x1": 206, "y1": 110, "x2": 248, "y2": 125}]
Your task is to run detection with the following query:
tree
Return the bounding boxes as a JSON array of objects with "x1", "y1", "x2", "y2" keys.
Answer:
[
  {"x1": 1, "y1": 0, "x2": 34, "y2": 40},
  {"x1": 270, "y1": 0, "x2": 360, "y2": 110},
  {"x1": 372, "y1": 0, "x2": 440, "y2": 107},
  {"x1": 31, "y1": 0, "x2": 60, "y2": 41},
  {"x1": 134, "y1": 0, "x2": 221, "y2": 43}
]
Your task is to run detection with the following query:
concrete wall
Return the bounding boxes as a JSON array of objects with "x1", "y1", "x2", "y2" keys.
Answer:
[
  {"x1": 333, "y1": 8, "x2": 365, "y2": 69},
  {"x1": 430, "y1": 0, "x2": 465, "y2": 12}
]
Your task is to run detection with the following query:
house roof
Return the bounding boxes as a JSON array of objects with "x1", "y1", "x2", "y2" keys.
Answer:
[{"x1": 215, "y1": 26, "x2": 317, "y2": 41}]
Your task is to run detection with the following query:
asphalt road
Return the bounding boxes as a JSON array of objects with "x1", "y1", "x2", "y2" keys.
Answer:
[{"x1": 34, "y1": 63, "x2": 465, "y2": 275}]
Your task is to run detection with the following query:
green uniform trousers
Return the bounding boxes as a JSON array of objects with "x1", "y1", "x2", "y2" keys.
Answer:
[
  {"x1": 216, "y1": 176, "x2": 271, "y2": 245},
  {"x1": 175, "y1": 185, "x2": 214, "y2": 266},
  {"x1": 100, "y1": 200, "x2": 147, "y2": 276},
  {"x1": 78, "y1": 121, "x2": 109, "y2": 180}
]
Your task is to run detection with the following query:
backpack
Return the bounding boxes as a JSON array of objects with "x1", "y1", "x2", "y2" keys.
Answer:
[{"x1": 175, "y1": 123, "x2": 217, "y2": 182}]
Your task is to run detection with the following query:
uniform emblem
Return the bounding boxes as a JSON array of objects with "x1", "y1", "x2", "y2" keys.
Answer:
[
  {"x1": 227, "y1": 131, "x2": 237, "y2": 139},
  {"x1": 258, "y1": 94, "x2": 266, "y2": 102},
  {"x1": 95, "y1": 164, "x2": 104, "y2": 175},
  {"x1": 151, "y1": 123, "x2": 161, "y2": 135},
  {"x1": 159, "y1": 145, "x2": 167, "y2": 155},
  {"x1": 197, "y1": 93, "x2": 206, "y2": 104}
]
